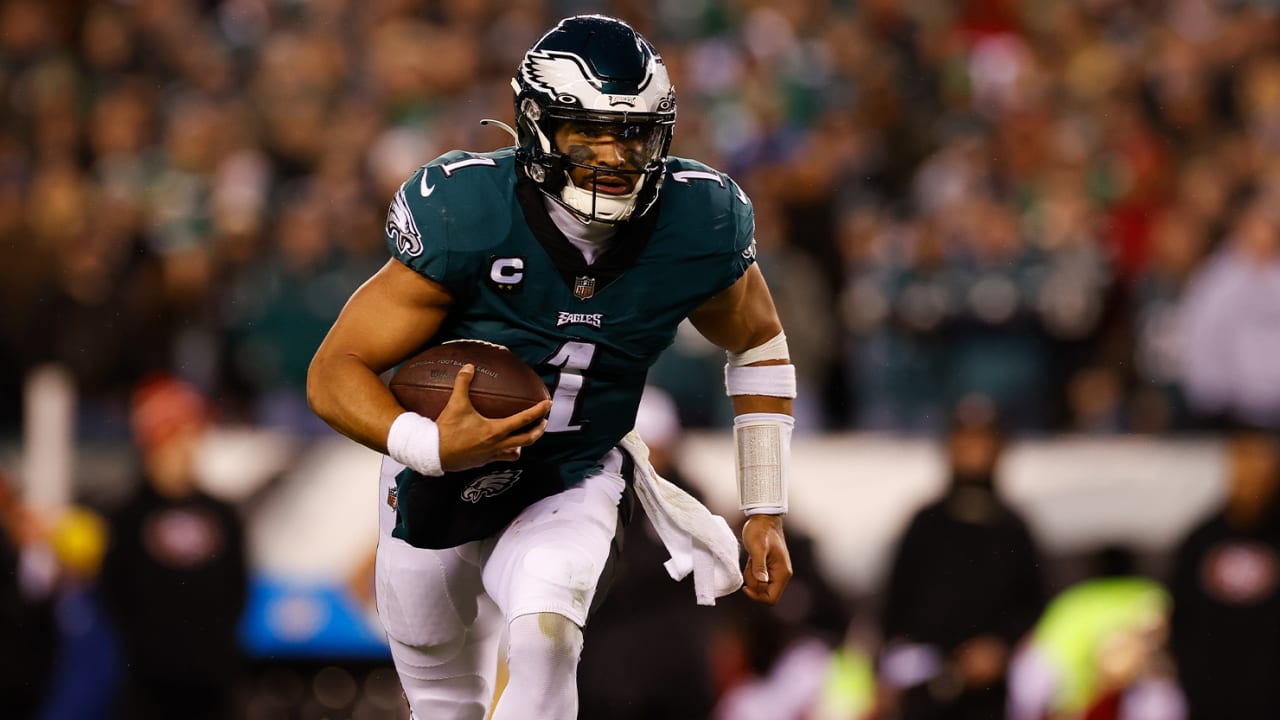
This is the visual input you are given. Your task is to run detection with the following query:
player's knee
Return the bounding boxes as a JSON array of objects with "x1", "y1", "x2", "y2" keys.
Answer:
[
  {"x1": 536, "y1": 612, "x2": 582, "y2": 654},
  {"x1": 506, "y1": 612, "x2": 583, "y2": 668}
]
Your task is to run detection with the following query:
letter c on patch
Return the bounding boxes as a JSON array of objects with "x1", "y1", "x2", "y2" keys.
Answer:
[{"x1": 490, "y1": 258, "x2": 525, "y2": 284}]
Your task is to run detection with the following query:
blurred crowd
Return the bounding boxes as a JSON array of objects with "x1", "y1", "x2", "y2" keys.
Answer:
[{"x1": 4, "y1": 0, "x2": 1280, "y2": 438}]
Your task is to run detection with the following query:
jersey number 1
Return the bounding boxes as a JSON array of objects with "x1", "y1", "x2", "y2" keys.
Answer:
[{"x1": 544, "y1": 341, "x2": 596, "y2": 433}]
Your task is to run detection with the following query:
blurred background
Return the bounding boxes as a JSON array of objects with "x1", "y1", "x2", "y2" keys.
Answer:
[{"x1": 2, "y1": 0, "x2": 1280, "y2": 718}]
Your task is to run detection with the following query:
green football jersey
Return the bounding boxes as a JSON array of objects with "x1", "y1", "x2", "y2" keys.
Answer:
[{"x1": 384, "y1": 147, "x2": 755, "y2": 490}]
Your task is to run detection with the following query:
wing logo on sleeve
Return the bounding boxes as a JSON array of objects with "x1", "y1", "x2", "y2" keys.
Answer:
[
  {"x1": 461, "y1": 469, "x2": 523, "y2": 503},
  {"x1": 386, "y1": 190, "x2": 424, "y2": 257}
]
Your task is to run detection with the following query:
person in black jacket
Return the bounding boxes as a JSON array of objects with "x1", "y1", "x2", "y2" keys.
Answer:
[
  {"x1": 1170, "y1": 426, "x2": 1280, "y2": 720},
  {"x1": 100, "y1": 375, "x2": 248, "y2": 720},
  {"x1": 0, "y1": 475, "x2": 56, "y2": 720},
  {"x1": 879, "y1": 401, "x2": 1046, "y2": 720}
]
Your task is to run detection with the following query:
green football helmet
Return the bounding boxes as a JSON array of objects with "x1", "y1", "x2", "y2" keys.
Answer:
[{"x1": 511, "y1": 15, "x2": 677, "y2": 224}]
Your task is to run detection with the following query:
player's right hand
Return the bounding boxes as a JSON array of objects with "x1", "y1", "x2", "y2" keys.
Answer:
[{"x1": 437, "y1": 364, "x2": 551, "y2": 472}]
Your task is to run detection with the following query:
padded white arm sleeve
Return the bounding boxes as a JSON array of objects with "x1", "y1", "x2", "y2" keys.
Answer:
[
  {"x1": 734, "y1": 412, "x2": 793, "y2": 515},
  {"x1": 386, "y1": 411, "x2": 444, "y2": 477}
]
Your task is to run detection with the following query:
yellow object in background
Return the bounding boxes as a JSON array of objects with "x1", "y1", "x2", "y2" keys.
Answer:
[
  {"x1": 812, "y1": 645, "x2": 877, "y2": 720},
  {"x1": 48, "y1": 505, "x2": 108, "y2": 578}
]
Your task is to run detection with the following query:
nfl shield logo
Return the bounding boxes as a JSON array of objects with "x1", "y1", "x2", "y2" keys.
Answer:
[{"x1": 573, "y1": 276, "x2": 596, "y2": 299}]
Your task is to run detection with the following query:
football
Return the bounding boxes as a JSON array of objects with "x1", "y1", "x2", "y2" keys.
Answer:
[{"x1": 389, "y1": 340, "x2": 550, "y2": 420}]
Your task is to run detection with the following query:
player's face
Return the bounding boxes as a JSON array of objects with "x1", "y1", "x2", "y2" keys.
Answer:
[{"x1": 554, "y1": 121, "x2": 654, "y2": 195}]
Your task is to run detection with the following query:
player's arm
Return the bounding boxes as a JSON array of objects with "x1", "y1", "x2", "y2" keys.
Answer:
[
  {"x1": 688, "y1": 263, "x2": 794, "y2": 605},
  {"x1": 307, "y1": 259, "x2": 549, "y2": 472}
]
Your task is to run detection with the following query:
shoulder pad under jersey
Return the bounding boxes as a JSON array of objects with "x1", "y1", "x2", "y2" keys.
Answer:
[
  {"x1": 658, "y1": 156, "x2": 757, "y2": 285},
  {"x1": 384, "y1": 148, "x2": 518, "y2": 296}
]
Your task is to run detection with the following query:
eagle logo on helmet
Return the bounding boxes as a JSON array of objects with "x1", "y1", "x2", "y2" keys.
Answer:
[
  {"x1": 521, "y1": 49, "x2": 668, "y2": 113},
  {"x1": 521, "y1": 50, "x2": 602, "y2": 102}
]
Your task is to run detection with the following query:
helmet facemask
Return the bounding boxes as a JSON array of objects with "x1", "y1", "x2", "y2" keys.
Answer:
[{"x1": 519, "y1": 100, "x2": 673, "y2": 224}]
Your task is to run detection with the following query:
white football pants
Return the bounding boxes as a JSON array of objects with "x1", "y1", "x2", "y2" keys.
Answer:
[{"x1": 374, "y1": 452, "x2": 627, "y2": 720}]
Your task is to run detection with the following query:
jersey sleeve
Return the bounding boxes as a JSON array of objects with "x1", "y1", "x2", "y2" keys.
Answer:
[
  {"x1": 383, "y1": 153, "x2": 510, "y2": 298},
  {"x1": 384, "y1": 165, "x2": 460, "y2": 291}
]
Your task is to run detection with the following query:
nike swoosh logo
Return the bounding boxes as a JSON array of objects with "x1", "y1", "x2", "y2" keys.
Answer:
[{"x1": 420, "y1": 172, "x2": 435, "y2": 197}]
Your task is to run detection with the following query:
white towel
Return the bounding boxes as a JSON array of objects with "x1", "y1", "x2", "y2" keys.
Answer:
[{"x1": 618, "y1": 431, "x2": 743, "y2": 605}]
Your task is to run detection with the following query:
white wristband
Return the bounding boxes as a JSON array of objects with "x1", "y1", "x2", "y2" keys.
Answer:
[
  {"x1": 734, "y1": 412, "x2": 793, "y2": 515},
  {"x1": 387, "y1": 411, "x2": 444, "y2": 477},
  {"x1": 724, "y1": 363, "x2": 797, "y2": 398}
]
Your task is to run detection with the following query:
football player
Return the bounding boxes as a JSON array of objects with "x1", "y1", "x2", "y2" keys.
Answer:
[{"x1": 308, "y1": 15, "x2": 796, "y2": 720}]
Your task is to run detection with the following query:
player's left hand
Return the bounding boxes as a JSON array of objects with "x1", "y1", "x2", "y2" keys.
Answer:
[{"x1": 741, "y1": 513, "x2": 792, "y2": 605}]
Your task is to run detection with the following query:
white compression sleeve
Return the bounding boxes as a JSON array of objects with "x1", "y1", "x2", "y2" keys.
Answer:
[{"x1": 386, "y1": 411, "x2": 444, "y2": 477}]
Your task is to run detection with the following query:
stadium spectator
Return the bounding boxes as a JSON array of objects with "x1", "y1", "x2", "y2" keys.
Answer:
[
  {"x1": 0, "y1": 473, "x2": 57, "y2": 719},
  {"x1": 879, "y1": 400, "x2": 1046, "y2": 720},
  {"x1": 1170, "y1": 427, "x2": 1280, "y2": 720},
  {"x1": 1128, "y1": 209, "x2": 1209, "y2": 433},
  {"x1": 1007, "y1": 547, "x2": 1185, "y2": 720},
  {"x1": 100, "y1": 374, "x2": 248, "y2": 720},
  {"x1": 1179, "y1": 200, "x2": 1280, "y2": 430},
  {"x1": 37, "y1": 506, "x2": 123, "y2": 720}
]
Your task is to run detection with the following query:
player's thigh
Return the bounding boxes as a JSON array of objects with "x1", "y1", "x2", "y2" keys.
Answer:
[
  {"x1": 375, "y1": 533, "x2": 494, "y2": 653},
  {"x1": 482, "y1": 450, "x2": 627, "y2": 626}
]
